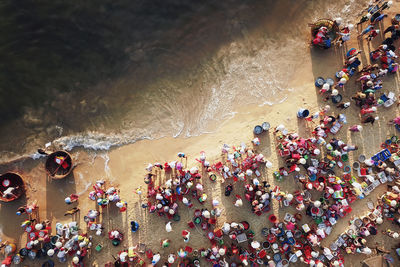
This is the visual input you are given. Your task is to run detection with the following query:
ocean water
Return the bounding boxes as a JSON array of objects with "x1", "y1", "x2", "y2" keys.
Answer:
[{"x1": 0, "y1": 0, "x2": 369, "y2": 163}]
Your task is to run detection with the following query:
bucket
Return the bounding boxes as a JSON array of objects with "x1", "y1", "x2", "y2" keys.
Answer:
[
  {"x1": 273, "y1": 253, "x2": 282, "y2": 263},
  {"x1": 261, "y1": 228, "x2": 270, "y2": 236},
  {"x1": 254, "y1": 125, "x2": 264, "y2": 135},
  {"x1": 269, "y1": 214, "x2": 278, "y2": 223},
  {"x1": 315, "y1": 77, "x2": 325, "y2": 87},
  {"x1": 352, "y1": 161, "x2": 360, "y2": 170},
  {"x1": 289, "y1": 253, "x2": 298, "y2": 262},
  {"x1": 326, "y1": 78, "x2": 335, "y2": 86},
  {"x1": 330, "y1": 243, "x2": 338, "y2": 251},
  {"x1": 358, "y1": 154, "x2": 366, "y2": 162},
  {"x1": 262, "y1": 122, "x2": 271, "y2": 131},
  {"x1": 331, "y1": 94, "x2": 342, "y2": 104},
  {"x1": 297, "y1": 108, "x2": 310, "y2": 118},
  {"x1": 262, "y1": 241, "x2": 271, "y2": 249},
  {"x1": 294, "y1": 230, "x2": 302, "y2": 239},
  {"x1": 344, "y1": 165, "x2": 351, "y2": 173},
  {"x1": 209, "y1": 174, "x2": 217, "y2": 181},
  {"x1": 281, "y1": 259, "x2": 289, "y2": 267}
]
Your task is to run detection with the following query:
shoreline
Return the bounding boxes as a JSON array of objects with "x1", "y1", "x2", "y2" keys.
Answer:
[{"x1": 2, "y1": 1, "x2": 400, "y2": 266}]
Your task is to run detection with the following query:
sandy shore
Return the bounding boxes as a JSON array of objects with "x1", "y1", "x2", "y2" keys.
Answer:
[{"x1": 2, "y1": 3, "x2": 400, "y2": 267}]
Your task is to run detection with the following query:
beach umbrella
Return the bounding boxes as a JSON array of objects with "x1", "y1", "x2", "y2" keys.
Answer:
[{"x1": 178, "y1": 249, "x2": 187, "y2": 258}]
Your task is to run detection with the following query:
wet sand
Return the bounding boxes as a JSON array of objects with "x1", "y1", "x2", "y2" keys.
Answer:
[{"x1": 2, "y1": 1, "x2": 400, "y2": 267}]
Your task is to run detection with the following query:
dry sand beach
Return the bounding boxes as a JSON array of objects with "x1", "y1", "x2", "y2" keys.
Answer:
[{"x1": 2, "y1": 0, "x2": 400, "y2": 266}]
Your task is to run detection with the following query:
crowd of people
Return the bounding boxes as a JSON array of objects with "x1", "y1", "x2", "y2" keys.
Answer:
[{"x1": 3, "y1": 0, "x2": 400, "y2": 267}]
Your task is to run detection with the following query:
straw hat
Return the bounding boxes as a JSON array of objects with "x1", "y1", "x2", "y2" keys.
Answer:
[
  {"x1": 203, "y1": 210, "x2": 211, "y2": 218},
  {"x1": 333, "y1": 261, "x2": 340, "y2": 267},
  {"x1": 314, "y1": 201, "x2": 321, "y2": 208},
  {"x1": 376, "y1": 217, "x2": 383, "y2": 224},
  {"x1": 286, "y1": 194, "x2": 293, "y2": 201},
  {"x1": 335, "y1": 17, "x2": 343, "y2": 25},
  {"x1": 348, "y1": 24, "x2": 354, "y2": 30},
  {"x1": 35, "y1": 224, "x2": 43, "y2": 231},
  {"x1": 388, "y1": 1, "x2": 393, "y2": 7},
  {"x1": 219, "y1": 248, "x2": 226, "y2": 255},
  {"x1": 314, "y1": 149, "x2": 320, "y2": 155},
  {"x1": 190, "y1": 167, "x2": 198, "y2": 174},
  {"x1": 366, "y1": 81, "x2": 373, "y2": 87},
  {"x1": 393, "y1": 232, "x2": 399, "y2": 238},
  {"x1": 357, "y1": 125, "x2": 363, "y2": 131},
  {"x1": 322, "y1": 83, "x2": 330, "y2": 90},
  {"x1": 55, "y1": 242, "x2": 63, "y2": 249},
  {"x1": 299, "y1": 158, "x2": 306, "y2": 165},
  {"x1": 332, "y1": 89, "x2": 339, "y2": 96},
  {"x1": 47, "y1": 249, "x2": 55, "y2": 257},
  {"x1": 366, "y1": 13, "x2": 372, "y2": 19},
  {"x1": 246, "y1": 169, "x2": 253, "y2": 176},
  {"x1": 251, "y1": 241, "x2": 260, "y2": 249},
  {"x1": 391, "y1": 200, "x2": 397, "y2": 207},
  {"x1": 73, "y1": 256, "x2": 79, "y2": 264}
]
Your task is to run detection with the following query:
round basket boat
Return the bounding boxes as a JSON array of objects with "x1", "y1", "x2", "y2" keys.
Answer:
[
  {"x1": 0, "y1": 172, "x2": 25, "y2": 202},
  {"x1": 309, "y1": 19, "x2": 339, "y2": 49},
  {"x1": 45, "y1": 151, "x2": 72, "y2": 179}
]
